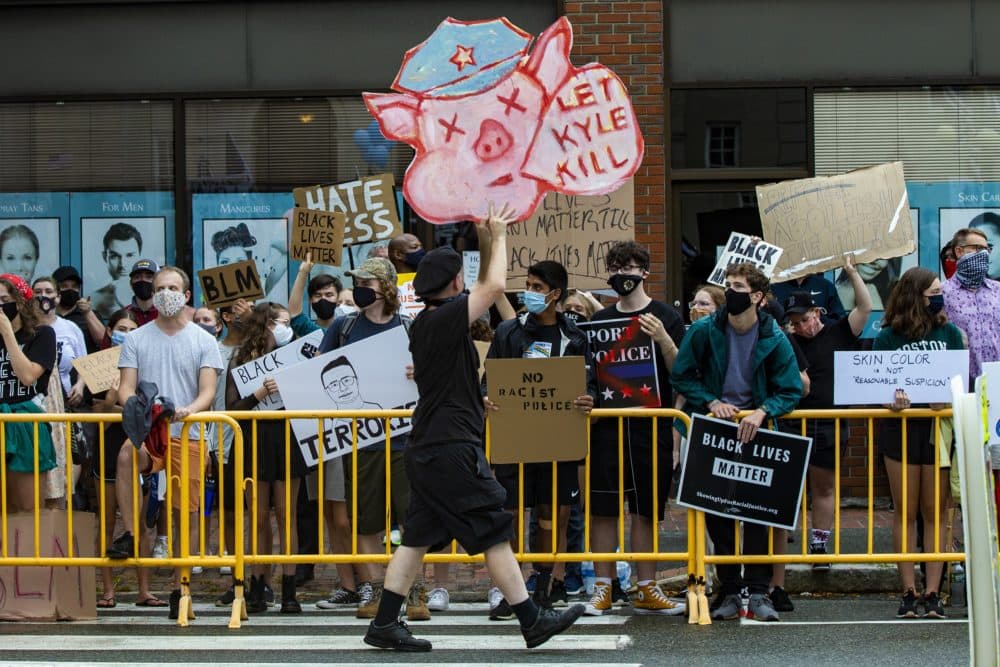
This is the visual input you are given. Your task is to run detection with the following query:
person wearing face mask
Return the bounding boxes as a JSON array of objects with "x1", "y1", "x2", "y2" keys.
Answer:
[
  {"x1": 874, "y1": 267, "x2": 964, "y2": 620},
  {"x1": 481, "y1": 261, "x2": 596, "y2": 612},
  {"x1": 315, "y1": 257, "x2": 428, "y2": 621},
  {"x1": 287, "y1": 251, "x2": 345, "y2": 338},
  {"x1": 388, "y1": 233, "x2": 426, "y2": 275},
  {"x1": 193, "y1": 307, "x2": 222, "y2": 339},
  {"x1": 670, "y1": 262, "x2": 803, "y2": 623},
  {"x1": 225, "y1": 301, "x2": 307, "y2": 615},
  {"x1": 0, "y1": 273, "x2": 57, "y2": 514},
  {"x1": 31, "y1": 277, "x2": 88, "y2": 403},
  {"x1": 122, "y1": 258, "x2": 193, "y2": 326},
  {"x1": 582, "y1": 241, "x2": 686, "y2": 617},
  {"x1": 107, "y1": 266, "x2": 225, "y2": 622},
  {"x1": 52, "y1": 265, "x2": 103, "y2": 354},
  {"x1": 772, "y1": 271, "x2": 846, "y2": 324},
  {"x1": 561, "y1": 289, "x2": 601, "y2": 325},
  {"x1": 942, "y1": 227, "x2": 1000, "y2": 384}
]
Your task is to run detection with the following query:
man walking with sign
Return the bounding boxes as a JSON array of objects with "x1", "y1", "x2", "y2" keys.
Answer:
[
  {"x1": 584, "y1": 241, "x2": 686, "y2": 617},
  {"x1": 363, "y1": 205, "x2": 585, "y2": 652},
  {"x1": 482, "y1": 260, "x2": 596, "y2": 611},
  {"x1": 671, "y1": 262, "x2": 802, "y2": 622}
]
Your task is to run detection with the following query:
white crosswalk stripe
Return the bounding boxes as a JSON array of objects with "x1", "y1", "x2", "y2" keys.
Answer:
[{"x1": 2, "y1": 602, "x2": 638, "y2": 665}]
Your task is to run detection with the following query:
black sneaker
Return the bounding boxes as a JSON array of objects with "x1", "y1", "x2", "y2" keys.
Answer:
[
  {"x1": 769, "y1": 586, "x2": 794, "y2": 612},
  {"x1": 215, "y1": 585, "x2": 235, "y2": 607},
  {"x1": 490, "y1": 597, "x2": 514, "y2": 621},
  {"x1": 364, "y1": 619, "x2": 432, "y2": 652},
  {"x1": 897, "y1": 589, "x2": 919, "y2": 618},
  {"x1": 168, "y1": 589, "x2": 181, "y2": 620},
  {"x1": 522, "y1": 604, "x2": 586, "y2": 649},
  {"x1": 923, "y1": 592, "x2": 946, "y2": 619},
  {"x1": 107, "y1": 532, "x2": 135, "y2": 559},
  {"x1": 709, "y1": 589, "x2": 728, "y2": 612},
  {"x1": 611, "y1": 579, "x2": 630, "y2": 606},
  {"x1": 548, "y1": 579, "x2": 569, "y2": 607},
  {"x1": 810, "y1": 543, "x2": 831, "y2": 571}
]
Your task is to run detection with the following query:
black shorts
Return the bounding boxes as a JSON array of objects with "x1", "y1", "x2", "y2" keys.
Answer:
[
  {"x1": 241, "y1": 419, "x2": 309, "y2": 483},
  {"x1": 92, "y1": 422, "x2": 129, "y2": 483},
  {"x1": 495, "y1": 461, "x2": 580, "y2": 510},
  {"x1": 879, "y1": 417, "x2": 945, "y2": 466},
  {"x1": 215, "y1": 451, "x2": 240, "y2": 517},
  {"x1": 782, "y1": 419, "x2": 846, "y2": 470},
  {"x1": 401, "y1": 442, "x2": 513, "y2": 556},
  {"x1": 589, "y1": 419, "x2": 672, "y2": 520}
]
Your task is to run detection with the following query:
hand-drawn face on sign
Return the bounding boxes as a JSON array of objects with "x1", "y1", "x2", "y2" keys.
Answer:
[{"x1": 364, "y1": 16, "x2": 644, "y2": 224}]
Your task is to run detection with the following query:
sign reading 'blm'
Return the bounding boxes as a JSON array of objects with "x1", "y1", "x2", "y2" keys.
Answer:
[{"x1": 676, "y1": 414, "x2": 812, "y2": 530}]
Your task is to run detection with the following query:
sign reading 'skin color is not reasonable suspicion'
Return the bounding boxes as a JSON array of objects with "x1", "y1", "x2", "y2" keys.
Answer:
[
  {"x1": 833, "y1": 350, "x2": 969, "y2": 405},
  {"x1": 676, "y1": 414, "x2": 812, "y2": 530}
]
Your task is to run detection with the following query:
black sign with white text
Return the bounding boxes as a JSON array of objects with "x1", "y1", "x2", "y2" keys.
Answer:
[
  {"x1": 577, "y1": 317, "x2": 660, "y2": 408},
  {"x1": 676, "y1": 414, "x2": 812, "y2": 530}
]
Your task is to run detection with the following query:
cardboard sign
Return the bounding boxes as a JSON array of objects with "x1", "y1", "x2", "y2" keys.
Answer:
[
  {"x1": 197, "y1": 259, "x2": 265, "y2": 308},
  {"x1": 231, "y1": 330, "x2": 324, "y2": 411},
  {"x1": 758, "y1": 162, "x2": 915, "y2": 282},
  {"x1": 833, "y1": 350, "x2": 969, "y2": 405},
  {"x1": 71, "y1": 346, "x2": 122, "y2": 394},
  {"x1": 507, "y1": 181, "x2": 634, "y2": 290},
  {"x1": 293, "y1": 173, "x2": 401, "y2": 247},
  {"x1": 708, "y1": 232, "x2": 783, "y2": 287},
  {"x1": 290, "y1": 208, "x2": 347, "y2": 265},
  {"x1": 0, "y1": 510, "x2": 96, "y2": 620},
  {"x1": 272, "y1": 326, "x2": 418, "y2": 467},
  {"x1": 463, "y1": 250, "x2": 481, "y2": 285},
  {"x1": 577, "y1": 317, "x2": 660, "y2": 408},
  {"x1": 676, "y1": 414, "x2": 812, "y2": 530},
  {"x1": 484, "y1": 357, "x2": 588, "y2": 464}
]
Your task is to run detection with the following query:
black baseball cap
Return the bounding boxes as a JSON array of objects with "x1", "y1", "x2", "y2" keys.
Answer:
[
  {"x1": 52, "y1": 265, "x2": 82, "y2": 285},
  {"x1": 413, "y1": 247, "x2": 463, "y2": 298},
  {"x1": 784, "y1": 290, "x2": 817, "y2": 316},
  {"x1": 130, "y1": 258, "x2": 160, "y2": 277}
]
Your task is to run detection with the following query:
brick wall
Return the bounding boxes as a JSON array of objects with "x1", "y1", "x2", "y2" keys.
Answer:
[{"x1": 563, "y1": 1, "x2": 666, "y2": 301}]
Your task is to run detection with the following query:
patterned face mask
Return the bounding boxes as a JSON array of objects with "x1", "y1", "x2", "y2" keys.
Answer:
[
  {"x1": 152, "y1": 289, "x2": 187, "y2": 317},
  {"x1": 956, "y1": 249, "x2": 990, "y2": 289}
]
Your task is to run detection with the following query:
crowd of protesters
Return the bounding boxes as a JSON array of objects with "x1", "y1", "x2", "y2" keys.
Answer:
[{"x1": 0, "y1": 221, "x2": 995, "y2": 631}]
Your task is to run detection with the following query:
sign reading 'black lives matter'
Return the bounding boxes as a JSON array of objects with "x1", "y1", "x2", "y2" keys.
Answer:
[
  {"x1": 577, "y1": 317, "x2": 659, "y2": 408},
  {"x1": 676, "y1": 414, "x2": 812, "y2": 530}
]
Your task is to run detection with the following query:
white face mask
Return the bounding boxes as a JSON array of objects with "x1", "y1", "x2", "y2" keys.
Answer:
[
  {"x1": 272, "y1": 323, "x2": 294, "y2": 347},
  {"x1": 335, "y1": 304, "x2": 358, "y2": 317},
  {"x1": 152, "y1": 289, "x2": 187, "y2": 318}
]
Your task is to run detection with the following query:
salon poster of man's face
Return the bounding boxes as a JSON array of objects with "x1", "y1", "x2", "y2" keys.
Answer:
[
  {"x1": 71, "y1": 192, "x2": 174, "y2": 319},
  {"x1": 0, "y1": 193, "x2": 70, "y2": 286},
  {"x1": 192, "y1": 193, "x2": 293, "y2": 307}
]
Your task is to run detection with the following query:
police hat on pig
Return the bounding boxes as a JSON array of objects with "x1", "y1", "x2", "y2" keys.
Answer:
[{"x1": 413, "y1": 247, "x2": 463, "y2": 299}]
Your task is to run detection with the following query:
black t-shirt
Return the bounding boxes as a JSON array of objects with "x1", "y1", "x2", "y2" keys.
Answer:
[
  {"x1": 409, "y1": 295, "x2": 483, "y2": 447},
  {"x1": 0, "y1": 326, "x2": 56, "y2": 404},
  {"x1": 523, "y1": 323, "x2": 563, "y2": 358},
  {"x1": 794, "y1": 316, "x2": 860, "y2": 409},
  {"x1": 590, "y1": 299, "x2": 685, "y2": 407}
]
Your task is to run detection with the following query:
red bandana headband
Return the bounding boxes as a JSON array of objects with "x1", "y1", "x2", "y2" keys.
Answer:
[{"x1": 0, "y1": 273, "x2": 33, "y2": 301}]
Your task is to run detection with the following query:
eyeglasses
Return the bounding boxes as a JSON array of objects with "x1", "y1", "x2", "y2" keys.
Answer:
[
  {"x1": 608, "y1": 264, "x2": 645, "y2": 274},
  {"x1": 688, "y1": 300, "x2": 714, "y2": 309},
  {"x1": 961, "y1": 243, "x2": 994, "y2": 252},
  {"x1": 323, "y1": 376, "x2": 357, "y2": 391}
]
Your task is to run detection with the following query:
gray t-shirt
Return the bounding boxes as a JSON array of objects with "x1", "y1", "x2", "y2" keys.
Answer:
[
  {"x1": 720, "y1": 324, "x2": 758, "y2": 409},
  {"x1": 119, "y1": 320, "x2": 224, "y2": 440}
]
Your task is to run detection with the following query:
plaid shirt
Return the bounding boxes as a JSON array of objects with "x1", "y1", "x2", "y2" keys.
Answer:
[{"x1": 942, "y1": 275, "x2": 1000, "y2": 380}]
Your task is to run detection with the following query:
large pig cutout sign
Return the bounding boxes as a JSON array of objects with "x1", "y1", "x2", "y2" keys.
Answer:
[{"x1": 364, "y1": 16, "x2": 644, "y2": 224}]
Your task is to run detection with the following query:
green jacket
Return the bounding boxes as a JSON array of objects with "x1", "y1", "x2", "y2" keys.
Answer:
[{"x1": 670, "y1": 308, "x2": 803, "y2": 424}]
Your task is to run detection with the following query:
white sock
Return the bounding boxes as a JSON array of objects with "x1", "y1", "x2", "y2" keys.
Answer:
[
  {"x1": 637, "y1": 579, "x2": 654, "y2": 587},
  {"x1": 595, "y1": 577, "x2": 612, "y2": 586}
]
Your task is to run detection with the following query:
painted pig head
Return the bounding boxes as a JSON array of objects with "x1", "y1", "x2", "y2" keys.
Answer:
[{"x1": 364, "y1": 16, "x2": 644, "y2": 224}]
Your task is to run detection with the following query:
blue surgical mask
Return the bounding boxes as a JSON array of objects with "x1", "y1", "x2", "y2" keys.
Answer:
[
  {"x1": 110, "y1": 330, "x2": 128, "y2": 346},
  {"x1": 523, "y1": 290, "x2": 552, "y2": 315}
]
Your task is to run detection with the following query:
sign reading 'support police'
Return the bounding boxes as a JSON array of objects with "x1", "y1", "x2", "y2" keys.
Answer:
[{"x1": 676, "y1": 414, "x2": 812, "y2": 530}]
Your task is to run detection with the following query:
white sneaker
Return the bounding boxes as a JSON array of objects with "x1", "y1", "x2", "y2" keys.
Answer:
[
  {"x1": 152, "y1": 536, "x2": 168, "y2": 559},
  {"x1": 191, "y1": 566, "x2": 203, "y2": 575},
  {"x1": 426, "y1": 587, "x2": 450, "y2": 611},
  {"x1": 488, "y1": 586, "x2": 504, "y2": 609}
]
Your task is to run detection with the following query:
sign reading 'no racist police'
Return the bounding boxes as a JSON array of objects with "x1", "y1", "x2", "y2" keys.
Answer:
[{"x1": 676, "y1": 414, "x2": 812, "y2": 530}]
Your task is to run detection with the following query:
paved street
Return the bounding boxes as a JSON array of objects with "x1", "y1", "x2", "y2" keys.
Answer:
[{"x1": 0, "y1": 595, "x2": 969, "y2": 665}]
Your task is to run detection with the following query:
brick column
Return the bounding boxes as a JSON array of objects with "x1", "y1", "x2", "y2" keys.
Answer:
[{"x1": 563, "y1": 1, "x2": 666, "y2": 300}]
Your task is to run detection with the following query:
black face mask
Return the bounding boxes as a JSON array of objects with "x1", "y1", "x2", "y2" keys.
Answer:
[
  {"x1": 58, "y1": 289, "x2": 80, "y2": 310},
  {"x1": 725, "y1": 288, "x2": 754, "y2": 315},
  {"x1": 927, "y1": 294, "x2": 945, "y2": 315},
  {"x1": 608, "y1": 273, "x2": 642, "y2": 296},
  {"x1": 132, "y1": 281, "x2": 154, "y2": 300},
  {"x1": 563, "y1": 310, "x2": 585, "y2": 324},
  {"x1": 35, "y1": 296, "x2": 56, "y2": 315},
  {"x1": 312, "y1": 298, "x2": 337, "y2": 321},
  {"x1": 405, "y1": 248, "x2": 427, "y2": 269},
  {"x1": 353, "y1": 286, "x2": 379, "y2": 309},
  {"x1": 1, "y1": 301, "x2": 18, "y2": 321}
]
